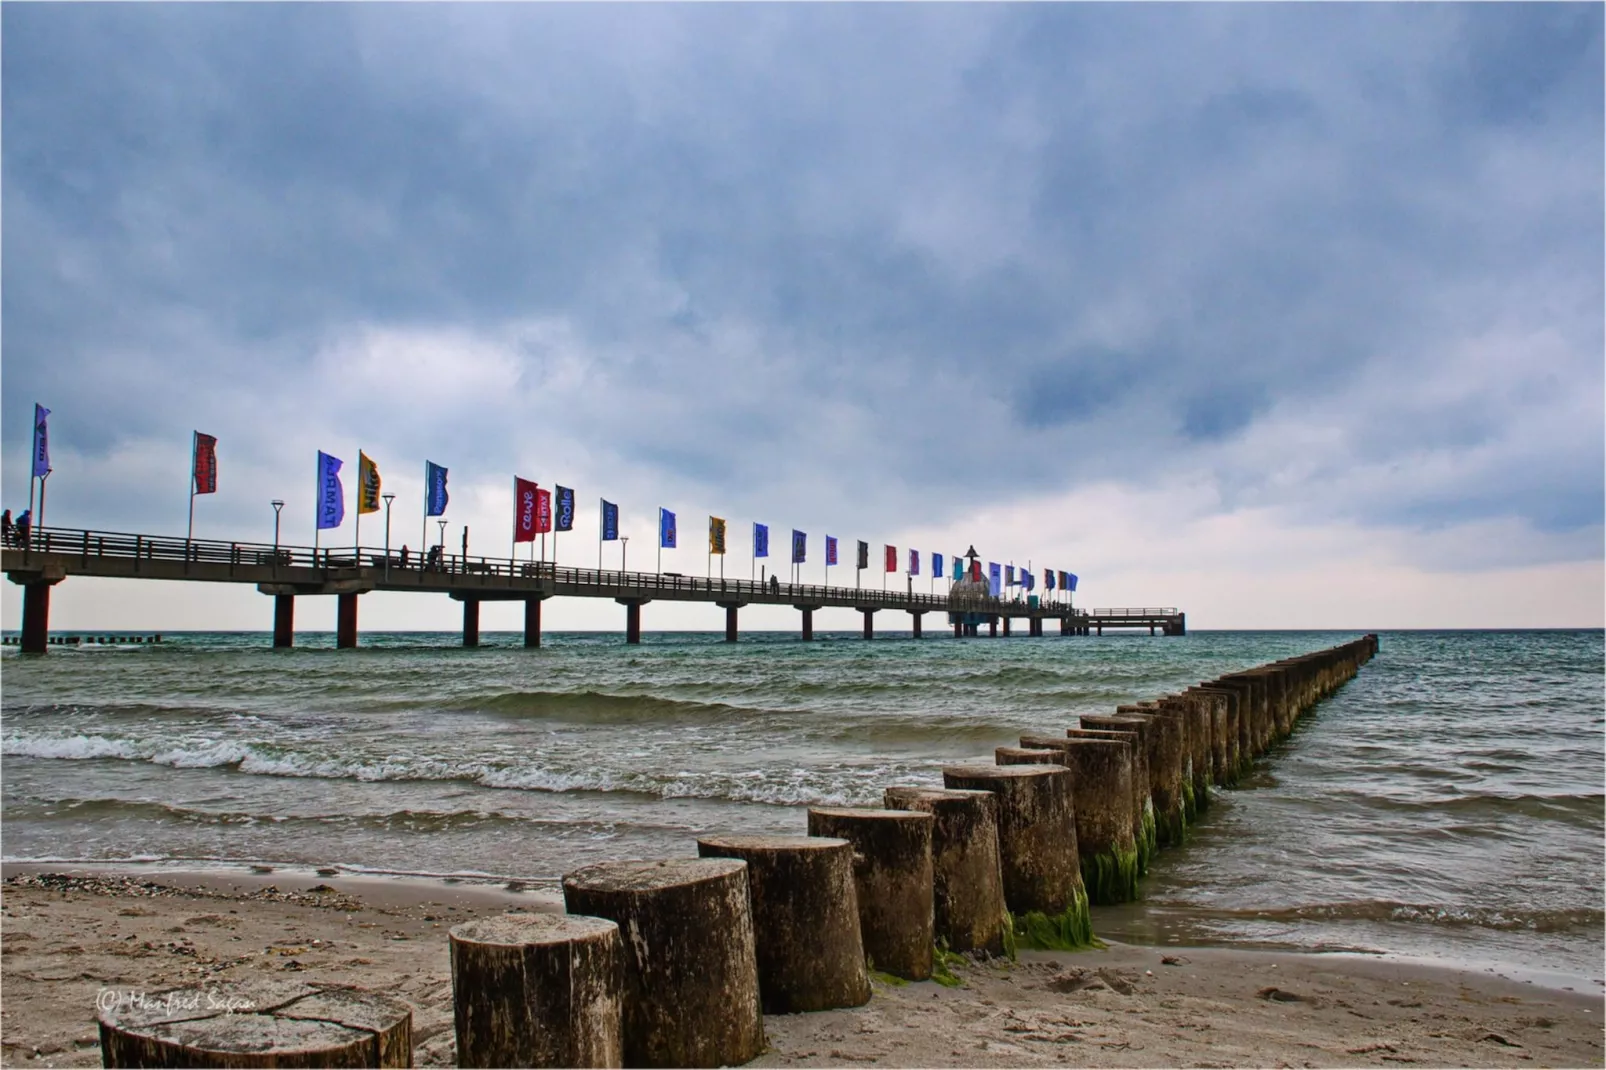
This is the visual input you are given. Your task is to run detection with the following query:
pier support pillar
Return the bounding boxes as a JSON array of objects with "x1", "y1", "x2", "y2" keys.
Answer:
[
  {"x1": 1060, "y1": 617, "x2": 1070, "y2": 636},
  {"x1": 910, "y1": 612, "x2": 923, "y2": 639},
  {"x1": 618, "y1": 600, "x2": 644, "y2": 644},
  {"x1": 717, "y1": 603, "x2": 739, "y2": 643},
  {"x1": 463, "y1": 597, "x2": 480, "y2": 648},
  {"x1": 860, "y1": 608, "x2": 876, "y2": 640},
  {"x1": 524, "y1": 597, "x2": 543, "y2": 648},
  {"x1": 953, "y1": 620, "x2": 962, "y2": 639},
  {"x1": 1003, "y1": 617, "x2": 1012, "y2": 638},
  {"x1": 273, "y1": 595, "x2": 295, "y2": 649},
  {"x1": 988, "y1": 617, "x2": 998, "y2": 638},
  {"x1": 20, "y1": 581, "x2": 52, "y2": 654},
  {"x1": 797, "y1": 606, "x2": 816, "y2": 641},
  {"x1": 1030, "y1": 618, "x2": 1043, "y2": 638},
  {"x1": 336, "y1": 592, "x2": 359, "y2": 649}
]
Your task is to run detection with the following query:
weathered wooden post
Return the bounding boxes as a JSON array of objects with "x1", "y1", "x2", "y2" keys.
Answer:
[
  {"x1": 1067, "y1": 725, "x2": 1152, "y2": 874},
  {"x1": 941, "y1": 764, "x2": 1094, "y2": 949},
  {"x1": 563, "y1": 859, "x2": 764, "y2": 1068},
  {"x1": 99, "y1": 982, "x2": 412, "y2": 1068},
  {"x1": 806, "y1": 807, "x2": 935, "y2": 981},
  {"x1": 883, "y1": 787, "x2": 1009, "y2": 957},
  {"x1": 695, "y1": 834, "x2": 871, "y2": 1013},
  {"x1": 450, "y1": 913, "x2": 622, "y2": 1068},
  {"x1": 1057, "y1": 738, "x2": 1139, "y2": 904}
]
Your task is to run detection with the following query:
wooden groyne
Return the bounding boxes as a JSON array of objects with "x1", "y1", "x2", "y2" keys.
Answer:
[
  {"x1": 1, "y1": 634, "x2": 162, "y2": 646},
  {"x1": 98, "y1": 635, "x2": 1378, "y2": 1068}
]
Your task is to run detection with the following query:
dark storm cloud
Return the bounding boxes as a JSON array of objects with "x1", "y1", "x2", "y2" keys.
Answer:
[{"x1": 2, "y1": 3, "x2": 1600, "y2": 559}]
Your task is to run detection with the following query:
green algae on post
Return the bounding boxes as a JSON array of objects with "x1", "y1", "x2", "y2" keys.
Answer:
[
  {"x1": 1079, "y1": 841, "x2": 1140, "y2": 907},
  {"x1": 1012, "y1": 885, "x2": 1100, "y2": 951}
]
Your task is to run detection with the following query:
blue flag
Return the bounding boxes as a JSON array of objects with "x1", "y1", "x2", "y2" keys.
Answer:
[
  {"x1": 601, "y1": 500, "x2": 619, "y2": 541},
  {"x1": 791, "y1": 529, "x2": 806, "y2": 564},
  {"x1": 1046, "y1": 569, "x2": 1056, "y2": 590},
  {"x1": 317, "y1": 452, "x2": 345, "y2": 530},
  {"x1": 555, "y1": 486, "x2": 575, "y2": 531},
  {"x1": 826, "y1": 535, "x2": 838, "y2": 566},
  {"x1": 932, "y1": 552, "x2": 943, "y2": 579},
  {"x1": 425, "y1": 461, "x2": 449, "y2": 516},
  {"x1": 1005, "y1": 565, "x2": 1016, "y2": 587},
  {"x1": 659, "y1": 508, "x2": 677, "y2": 549},
  {"x1": 754, "y1": 523, "x2": 769, "y2": 558},
  {"x1": 988, "y1": 562, "x2": 1002, "y2": 597},
  {"x1": 1023, "y1": 571, "x2": 1035, "y2": 591},
  {"x1": 953, "y1": 557, "x2": 963, "y2": 581},
  {"x1": 31, "y1": 404, "x2": 50, "y2": 478},
  {"x1": 1068, "y1": 572, "x2": 1078, "y2": 593}
]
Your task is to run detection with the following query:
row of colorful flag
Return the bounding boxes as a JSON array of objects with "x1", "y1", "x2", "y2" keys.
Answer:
[{"x1": 29, "y1": 407, "x2": 1079, "y2": 595}]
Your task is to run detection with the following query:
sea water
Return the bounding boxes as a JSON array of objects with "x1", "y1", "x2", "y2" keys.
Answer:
[{"x1": 3, "y1": 629, "x2": 1600, "y2": 984}]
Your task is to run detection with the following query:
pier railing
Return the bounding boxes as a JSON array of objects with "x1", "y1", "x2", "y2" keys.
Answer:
[{"x1": 7, "y1": 525, "x2": 1081, "y2": 616}]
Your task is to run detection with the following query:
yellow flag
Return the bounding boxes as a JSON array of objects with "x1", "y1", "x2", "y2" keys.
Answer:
[
  {"x1": 709, "y1": 516, "x2": 727, "y2": 555},
  {"x1": 358, "y1": 451, "x2": 382, "y2": 514}
]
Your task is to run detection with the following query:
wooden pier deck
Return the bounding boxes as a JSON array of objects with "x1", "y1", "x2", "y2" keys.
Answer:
[{"x1": 2, "y1": 527, "x2": 1185, "y2": 652}]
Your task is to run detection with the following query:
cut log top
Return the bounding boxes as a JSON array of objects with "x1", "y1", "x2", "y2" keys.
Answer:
[
  {"x1": 943, "y1": 763, "x2": 1069, "y2": 781},
  {"x1": 1018, "y1": 733, "x2": 1071, "y2": 750},
  {"x1": 806, "y1": 807, "x2": 929, "y2": 824},
  {"x1": 1063, "y1": 737, "x2": 1127, "y2": 753},
  {"x1": 697, "y1": 834, "x2": 850, "y2": 853},
  {"x1": 883, "y1": 786, "x2": 994, "y2": 809},
  {"x1": 563, "y1": 857, "x2": 746, "y2": 894},
  {"x1": 99, "y1": 981, "x2": 412, "y2": 1069},
  {"x1": 450, "y1": 912, "x2": 617, "y2": 947},
  {"x1": 997, "y1": 746, "x2": 1061, "y2": 764}
]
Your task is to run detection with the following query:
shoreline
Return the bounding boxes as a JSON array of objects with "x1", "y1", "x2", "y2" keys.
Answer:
[
  {"x1": 7, "y1": 859, "x2": 1600, "y2": 996},
  {"x1": 3, "y1": 863, "x2": 1600, "y2": 1068}
]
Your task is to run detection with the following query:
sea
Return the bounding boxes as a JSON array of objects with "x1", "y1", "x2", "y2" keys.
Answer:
[{"x1": 3, "y1": 629, "x2": 1602, "y2": 988}]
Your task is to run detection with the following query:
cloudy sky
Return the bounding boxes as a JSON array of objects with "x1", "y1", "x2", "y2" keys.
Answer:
[{"x1": 3, "y1": 3, "x2": 1601, "y2": 632}]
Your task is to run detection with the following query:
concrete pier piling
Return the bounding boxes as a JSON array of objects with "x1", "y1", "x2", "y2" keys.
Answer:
[
  {"x1": 272, "y1": 594, "x2": 294, "y2": 649},
  {"x1": 696, "y1": 835, "x2": 871, "y2": 1014},
  {"x1": 805, "y1": 808, "x2": 935, "y2": 981},
  {"x1": 882, "y1": 787, "x2": 1010, "y2": 957},
  {"x1": 462, "y1": 597, "x2": 480, "y2": 648},
  {"x1": 523, "y1": 597, "x2": 543, "y2": 648},
  {"x1": 336, "y1": 592, "x2": 359, "y2": 649},
  {"x1": 941, "y1": 764, "x2": 1094, "y2": 950},
  {"x1": 562, "y1": 858, "x2": 764, "y2": 1069}
]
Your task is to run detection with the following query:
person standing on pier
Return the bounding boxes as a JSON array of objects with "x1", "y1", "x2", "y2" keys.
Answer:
[
  {"x1": 15, "y1": 509, "x2": 31, "y2": 547},
  {"x1": 1, "y1": 510, "x2": 12, "y2": 547}
]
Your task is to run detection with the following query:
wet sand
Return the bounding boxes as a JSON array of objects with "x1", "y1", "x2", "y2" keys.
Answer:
[{"x1": 2, "y1": 865, "x2": 1600, "y2": 1068}]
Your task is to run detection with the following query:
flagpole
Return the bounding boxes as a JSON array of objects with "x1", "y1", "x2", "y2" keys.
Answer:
[
  {"x1": 187, "y1": 431, "x2": 197, "y2": 545},
  {"x1": 422, "y1": 464, "x2": 429, "y2": 566},
  {"x1": 598, "y1": 499, "x2": 603, "y2": 571},
  {"x1": 314, "y1": 454, "x2": 321, "y2": 559},
  {"x1": 354, "y1": 452, "x2": 362, "y2": 562}
]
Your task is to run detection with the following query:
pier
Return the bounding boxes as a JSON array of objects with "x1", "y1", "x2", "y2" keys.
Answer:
[{"x1": 2, "y1": 527, "x2": 1186, "y2": 653}]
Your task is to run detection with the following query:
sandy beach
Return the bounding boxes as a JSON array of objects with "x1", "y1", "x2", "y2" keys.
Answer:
[{"x1": 2, "y1": 864, "x2": 1599, "y2": 1069}]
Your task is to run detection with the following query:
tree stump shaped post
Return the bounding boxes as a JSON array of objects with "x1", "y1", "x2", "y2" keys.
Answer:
[
  {"x1": 449, "y1": 913, "x2": 623, "y2": 1068},
  {"x1": 562, "y1": 859, "x2": 764, "y2": 1069},
  {"x1": 99, "y1": 981, "x2": 411, "y2": 1068},
  {"x1": 695, "y1": 834, "x2": 870, "y2": 1013},
  {"x1": 941, "y1": 764, "x2": 1095, "y2": 949},
  {"x1": 805, "y1": 807, "x2": 934, "y2": 981},
  {"x1": 883, "y1": 787, "x2": 1009, "y2": 957},
  {"x1": 1058, "y1": 738, "x2": 1140, "y2": 904}
]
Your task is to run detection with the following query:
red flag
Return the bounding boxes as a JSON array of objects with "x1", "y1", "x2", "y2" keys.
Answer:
[
  {"x1": 884, "y1": 544, "x2": 897, "y2": 572},
  {"x1": 192, "y1": 432, "x2": 218, "y2": 495},
  {"x1": 535, "y1": 488, "x2": 553, "y2": 533},
  {"x1": 514, "y1": 477, "x2": 539, "y2": 542}
]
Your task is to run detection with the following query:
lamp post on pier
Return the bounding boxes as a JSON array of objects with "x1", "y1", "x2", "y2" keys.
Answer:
[
  {"x1": 621, "y1": 536, "x2": 629, "y2": 573},
  {"x1": 382, "y1": 493, "x2": 396, "y2": 580},
  {"x1": 271, "y1": 500, "x2": 284, "y2": 576}
]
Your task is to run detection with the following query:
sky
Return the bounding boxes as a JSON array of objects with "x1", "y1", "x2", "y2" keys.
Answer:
[{"x1": 3, "y1": 3, "x2": 1602, "y2": 633}]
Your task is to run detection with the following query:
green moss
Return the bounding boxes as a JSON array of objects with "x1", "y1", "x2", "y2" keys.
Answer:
[
  {"x1": 1011, "y1": 884, "x2": 1101, "y2": 951},
  {"x1": 1001, "y1": 911, "x2": 1019, "y2": 961},
  {"x1": 1156, "y1": 802, "x2": 1187, "y2": 848},
  {"x1": 931, "y1": 942, "x2": 966, "y2": 987},
  {"x1": 1079, "y1": 841, "x2": 1140, "y2": 905},
  {"x1": 1137, "y1": 798, "x2": 1158, "y2": 876},
  {"x1": 1181, "y1": 776, "x2": 1197, "y2": 823}
]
